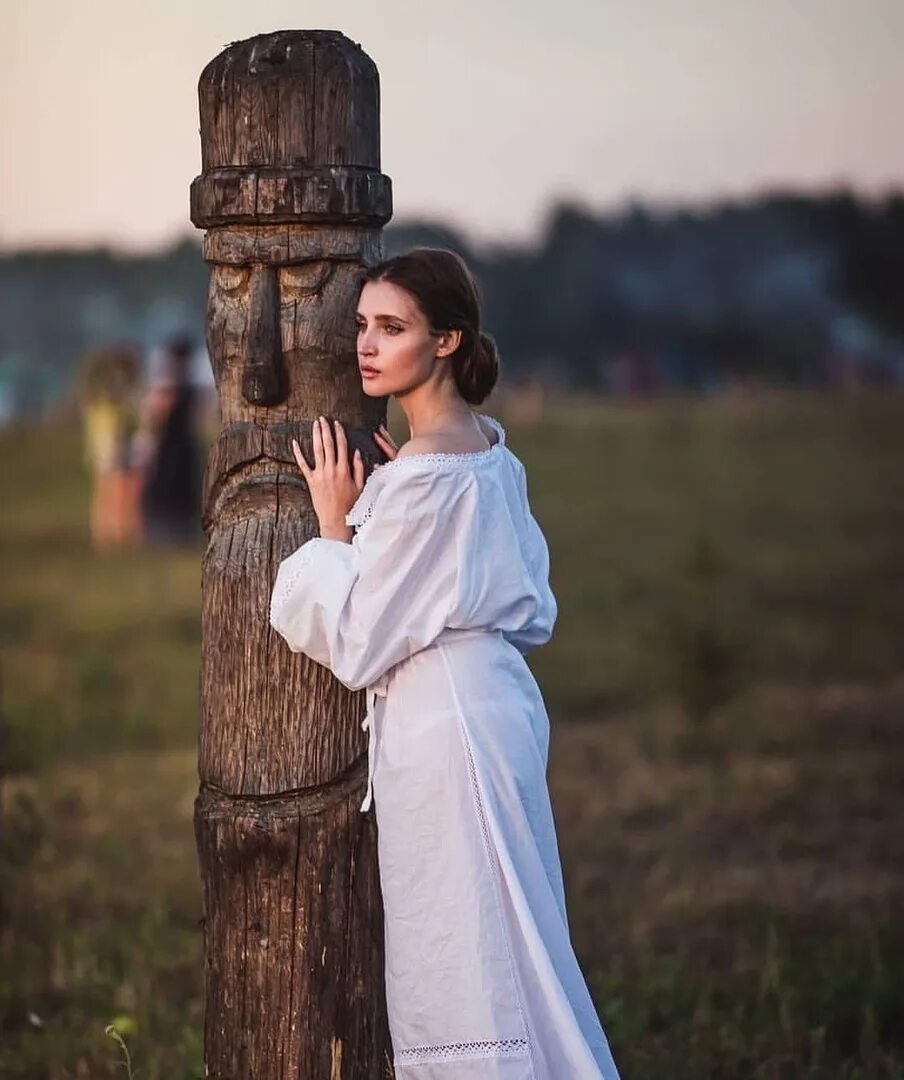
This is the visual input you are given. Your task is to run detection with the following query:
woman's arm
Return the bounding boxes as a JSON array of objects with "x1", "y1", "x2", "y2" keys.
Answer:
[{"x1": 270, "y1": 469, "x2": 469, "y2": 690}]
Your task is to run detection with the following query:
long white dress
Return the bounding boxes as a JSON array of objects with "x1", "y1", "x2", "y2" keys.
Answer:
[{"x1": 269, "y1": 415, "x2": 620, "y2": 1080}]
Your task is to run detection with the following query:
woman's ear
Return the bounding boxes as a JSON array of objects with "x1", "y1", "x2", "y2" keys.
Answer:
[{"x1": 435, "y1": 328, "x2": 462, "y2": 359}]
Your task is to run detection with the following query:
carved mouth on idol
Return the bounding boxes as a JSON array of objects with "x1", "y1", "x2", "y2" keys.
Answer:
[
  {"x1": 204, "y1": 464, "x2": 309, "y2": 530},
  {"x1": 202, "y1": 419, "x2": 381, "y2": 529},
  {"x1": 203, "y1": 421, "x2": 311, "y2": 528}
]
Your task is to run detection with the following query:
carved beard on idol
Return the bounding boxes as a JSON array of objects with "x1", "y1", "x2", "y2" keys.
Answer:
[{"x1": 201, "y1": 225, "x2": 386, "y2": 531}]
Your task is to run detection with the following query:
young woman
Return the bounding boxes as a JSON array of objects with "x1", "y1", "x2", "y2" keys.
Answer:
[{"x1": 269, "y1": 249, "x2": 620, "y2": 1079}]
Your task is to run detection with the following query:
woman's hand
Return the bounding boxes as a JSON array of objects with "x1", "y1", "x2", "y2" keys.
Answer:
[
  {"x1": 374, "y1": 423, "x2": 399, "y2": 462},
  {"x1": 292, "y1": 417, "x2": 365, "y2": 541}
]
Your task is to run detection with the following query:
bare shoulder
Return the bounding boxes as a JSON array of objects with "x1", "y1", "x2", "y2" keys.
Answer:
[
  {"x1": 396, "y1": 435, "x2": 449, "y2": 459},
  {"x1": 395, "y1": 417, "x2": 495, "y2": 460}
]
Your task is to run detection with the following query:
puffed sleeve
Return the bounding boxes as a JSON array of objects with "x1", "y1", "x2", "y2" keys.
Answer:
[
  {"x1": 269, "y1": 469, "x2": 475, "y2": 690},
  {"x1": 500, "y1": 459, "x2": 558, "y2": 654}
]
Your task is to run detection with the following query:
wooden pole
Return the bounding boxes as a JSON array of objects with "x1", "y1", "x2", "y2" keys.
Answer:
[{"x1": 190, "y1": 31, "x2": 394, "y2": 1079}]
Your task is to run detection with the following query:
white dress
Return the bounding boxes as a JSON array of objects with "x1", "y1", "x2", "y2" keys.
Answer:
[{"x1": 269, "y1": 415, "x2": 620, "y2": 1080}]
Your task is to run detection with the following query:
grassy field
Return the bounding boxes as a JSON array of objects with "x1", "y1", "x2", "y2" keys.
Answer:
[{"x1": 2, "y1": 390, "x2": 903, "y2": 1078}]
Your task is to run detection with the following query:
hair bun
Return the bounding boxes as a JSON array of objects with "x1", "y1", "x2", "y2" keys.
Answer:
[{"x1": 454, "y1": 329, "x2": 499, "y2": 406}]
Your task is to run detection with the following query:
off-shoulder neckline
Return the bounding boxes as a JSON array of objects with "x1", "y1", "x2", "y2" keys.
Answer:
[
  {"x1": 345, "y1": 417, "x2": 508, "y2": 529},
  {"x1": 371, "y1": 414, "x2": 506, "y2": 475}
]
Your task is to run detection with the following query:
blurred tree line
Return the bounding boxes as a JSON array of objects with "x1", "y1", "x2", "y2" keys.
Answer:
[{"x1": 1, "y1": 188, "x2": 902, "y2": 418}]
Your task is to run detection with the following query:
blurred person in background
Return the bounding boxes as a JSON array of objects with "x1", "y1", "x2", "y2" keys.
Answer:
[
  {"x1": 77, "y1": 344, "x2": 142, "y2": 547},
  {"x1": 134, "y1": 335, "x2": 202, "y2": 546}
]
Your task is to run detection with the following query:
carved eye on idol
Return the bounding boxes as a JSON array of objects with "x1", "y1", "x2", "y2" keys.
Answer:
[
  {"x1": 279, "y1": 262, "x2": 334, "y2": 302},
  {"x1": 213, "y1": 265, "x2": 251, "y2": 297}
]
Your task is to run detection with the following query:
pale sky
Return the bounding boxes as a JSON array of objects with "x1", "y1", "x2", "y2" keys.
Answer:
[{"x1": 2, "y1": 0, "x2": 902, "y2": 251}]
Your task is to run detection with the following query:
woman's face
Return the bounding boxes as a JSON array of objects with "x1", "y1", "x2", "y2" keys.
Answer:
[{"x1": 356, "y1": 279, "x2": 454, "y2": 398}]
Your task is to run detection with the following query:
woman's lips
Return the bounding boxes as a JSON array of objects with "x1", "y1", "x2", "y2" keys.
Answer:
[{"x1": 360, "y1": 366, "x2": 380, "y2": 379}]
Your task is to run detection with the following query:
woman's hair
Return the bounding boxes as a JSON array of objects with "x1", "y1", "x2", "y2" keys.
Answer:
[{"x1": 361, "y1": 248, "x2": 500, "y2": 405}]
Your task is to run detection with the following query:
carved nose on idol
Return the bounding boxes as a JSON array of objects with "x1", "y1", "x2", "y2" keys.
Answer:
[{"x1": 242, "y1": 265, "x2": 287, "y2": 406}]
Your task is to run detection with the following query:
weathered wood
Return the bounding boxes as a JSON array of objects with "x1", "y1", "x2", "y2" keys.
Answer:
[
  {"x1": 190, "y1": 30, "x2": 394, "y2": 1078},
  {"x1": 191, "y1": 166, "x2": 392, "y2": 227}
]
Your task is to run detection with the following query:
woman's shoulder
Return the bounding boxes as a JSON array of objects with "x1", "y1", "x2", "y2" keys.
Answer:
[
  {"x1": 395, "y1": 435, "x2": 477, "y2": 460},
  {"x1": 382, "y1": 415, "x2": 505, "y2": 469},
  {"x1": 395, "y1": 412, "x2": 502, "y2": 460},
  {"x1": 345, "y1": 418, "x2": 511, "y2": 530},
  {"x1": 345, "y1": 456, "x2": 472, "y2": 529}
]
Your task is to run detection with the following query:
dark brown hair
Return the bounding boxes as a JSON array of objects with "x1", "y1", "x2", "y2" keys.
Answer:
[{"x1": 361, "y1": 248, "x2": 500, "y2": 405}]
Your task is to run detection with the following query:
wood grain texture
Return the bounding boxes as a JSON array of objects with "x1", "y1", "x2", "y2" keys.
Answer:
[
  {"x1": 190, "y1": 167, "x2": 392, "y2": 228},
  {"x1": 192, "y1": 29, "x2": 394, "y2": 1078},
  {"x1": 195, "y1": 787, "x2": 392, "y2": 1079}
]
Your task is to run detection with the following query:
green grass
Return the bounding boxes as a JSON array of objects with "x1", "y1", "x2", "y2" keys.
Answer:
[
  {"x1": 0, "y1": 424, "x2": 201, "y2": 773},
  {"x1": 2, "y1": 390, "x2": 903, "y2": 1077},
  {"x1": 524, "y1": 392, "x2": 904, "y2": 718}
]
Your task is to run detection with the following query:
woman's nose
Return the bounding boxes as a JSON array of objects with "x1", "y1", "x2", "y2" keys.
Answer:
[{"x1": 242, "y1": 265, "x2": 287, "y2": 406}]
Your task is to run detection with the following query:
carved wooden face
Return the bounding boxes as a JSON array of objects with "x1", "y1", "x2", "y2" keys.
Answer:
[
  {"x1": 206, "y1": 257, "x2": 365, "y2": 420},
  {"x1": 201, "y1": 226, "x2": 384, "y2": 528}
]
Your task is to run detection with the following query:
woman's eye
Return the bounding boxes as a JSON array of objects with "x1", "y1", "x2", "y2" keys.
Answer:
[{"x1": 355, "y1": 321, "x2": 402, "y2": 334}]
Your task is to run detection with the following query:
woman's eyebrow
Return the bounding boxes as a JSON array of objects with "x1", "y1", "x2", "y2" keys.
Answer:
[{"x1": 356, "y1": 313, "x2": 410, "y2": 324}]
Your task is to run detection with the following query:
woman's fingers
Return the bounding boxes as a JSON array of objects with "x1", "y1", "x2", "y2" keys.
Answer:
[
  {"x1": 352, "y1": 447, "x2": 365, "y2": 491},
  {"x1": 291, "y1": 438, "x2": 310, "y2": 477},
  {"x1": 333, "y1": 419, "x2": 349, "y2": 472},
  {"x1": 319, "y1": 416, "x2": 338, "y2": 469},
  {"x1": 300, "y1": 417, "x2": 367, "y2": 491},
  {"x1": 379, "y1": 423, "x2": 398, "y2": 451},
  {"x1": 312, "y1": 417, "x2": 325, "y2": 469},
  {"x1": 374, "y1": 427, "x2": 398, "y2": 461}
]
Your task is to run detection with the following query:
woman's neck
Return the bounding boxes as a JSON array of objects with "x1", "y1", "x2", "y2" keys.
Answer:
[{"x1": 396, "y1": 385, "x2": 475, "y2": 442}]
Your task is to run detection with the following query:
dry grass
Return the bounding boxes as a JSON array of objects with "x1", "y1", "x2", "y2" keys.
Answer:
[{"x1": 2, "y1": 391, "x2": 903, "y2": 1077}]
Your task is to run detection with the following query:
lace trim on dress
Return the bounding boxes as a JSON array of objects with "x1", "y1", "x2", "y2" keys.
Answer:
[
  {"x1": 269, "y1": 542, "x2": 317, "y2": 623},
  {"x1": 376, "y1": 442, "x2": 502, "y2": 472},
  {"x1": 375, "y1": 416, "x2": 505, "y2": 474},
  {"x1": 396, "y1": 1038, "x2": 530, "y2": 1065},
  {"x1": 345, "y1": 471, "x2": 385, "y2": 529},
  {"x1": 344, "y1": 416, "x2": 506, "y2": 530}
]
